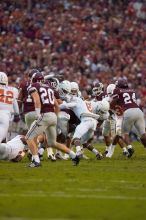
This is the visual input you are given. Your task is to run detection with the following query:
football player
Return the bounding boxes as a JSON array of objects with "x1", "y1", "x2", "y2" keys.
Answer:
[
  {"x1": 0, "y1": 72, "x2": 19, "y2": 143},
  {"x1": 110, "y1": 78, "x2": 146, "y2": 156},
  {"x1": 59, "y1": 90, "x2": 102, "y2": 158},
  {"x1": 105, "y1": 84, "x2": 129, "y2": 157},
  {"x1": 0, "y1": 135, "x2": 27, "y2": 162},
  {"x1": 25, "y1": 72, "x2": 79, "y2": 167},
  {"x1": 92, "y1": 81, "x2": 113, "y2": 155}
]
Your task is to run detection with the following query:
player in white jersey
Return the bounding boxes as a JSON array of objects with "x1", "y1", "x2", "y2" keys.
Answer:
[
  {"x1": 60, "y1": 95, "x2": 100, "y2": 157},
  {"x1": 0, "y1": 135, "x2": 27, "y2": 161},
  {"x1": 0, "y1": 72, "x2": 19, "y2": 143}
]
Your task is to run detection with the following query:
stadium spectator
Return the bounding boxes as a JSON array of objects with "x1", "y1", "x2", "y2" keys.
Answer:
[{"x1": 0, "y1": 0, "x2": 146, "y2": 112}]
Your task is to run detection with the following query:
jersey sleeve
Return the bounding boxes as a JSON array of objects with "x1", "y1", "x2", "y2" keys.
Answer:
[
  {"x1": 28, "y1": 83, "x2": 39, "y2": 94},
  {"x1": 111, "y1": 88, "x2": 119, "y2": 99}
]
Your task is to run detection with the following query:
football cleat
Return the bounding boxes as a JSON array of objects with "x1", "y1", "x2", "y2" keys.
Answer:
[
  {"x1": 123, "y1": 151, "x2": 129, "y2": 157},
  {"x1": 127, "y1": 148, "x2": 134, "y2": 158},
  {"x1": 82, "y1": 154, "x2": 89, "y2": 160},
  {"x1": 72, "y1": 156, "x2": 80, "y2": 166},
  {"x1": 96, "y1": 153, "x2": 103, "y2": 160},
  {"x1": 55, "y1": 152, "x2": 67, "y2": 160},
  {"x1": 48, "y1": 154, "x2": 56, "y2": 162},
  {"x1": 28, "y1": 160, "x2": 41, "y2": 168},
  {"x1": 102, "y1": 150, "x2": 108, "y2": 157},
  {"x1": 63, "y1": 153, "x2": 70, "y2": 160}
]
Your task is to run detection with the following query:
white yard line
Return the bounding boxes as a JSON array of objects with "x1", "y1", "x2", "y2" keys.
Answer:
[
  {"x1": 0, "y1": 218, "x2": 69, "y2": 220},
  {"x1": 0, "y1": 192, "x2": 146, "y2": 201}
]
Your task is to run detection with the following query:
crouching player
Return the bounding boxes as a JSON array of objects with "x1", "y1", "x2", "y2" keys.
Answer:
[{"x1": 0, "y1": 135, "x2": 27, "y2": 162}]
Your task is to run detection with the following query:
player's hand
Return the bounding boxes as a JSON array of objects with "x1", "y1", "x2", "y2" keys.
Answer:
[{"x1": 13, "y1": 114, "x2": 20, "y2": 123}]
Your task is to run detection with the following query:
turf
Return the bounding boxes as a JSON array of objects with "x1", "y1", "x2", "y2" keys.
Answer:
[{"x1": 0, "y1": 142, "x2": 146, "y2": 220}]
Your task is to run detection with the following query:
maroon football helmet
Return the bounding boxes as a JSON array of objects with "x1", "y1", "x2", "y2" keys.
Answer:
[
  {"x1": 28, "y1": 69, "x2": 40, "y2": 78},
  {"x1": 92, "y1": 81, "x2": 104, "y2": 96},
  {"x1": 31, "y1": 72, "x2": 44, "y2": 83},
  {"x1": 115, "y1": 78, "x2": 128, "y2": 89}
]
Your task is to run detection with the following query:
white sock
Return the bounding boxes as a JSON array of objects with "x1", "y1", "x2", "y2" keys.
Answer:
[
  {"x1": 47, "y1": 147, "x2": 54, "y2": 156},
  {"x1": 106, "y1": 146, "x2": 109, "y2": 151},
  {"x1": 38, "y1": 148, "x2": 44, "y2": 155},
  {"x1": 110, "y1": 144, "x2": 116, "y2": 150},
  {"x1": 69, "y1": 150, "x2": 76, "y2": 159},
  {"x1": 92, "y1": 148, "x2": 99, "y2": 155},
  {"x1": 123, "y1": 147, "x2": 127, "y2": 152},
  {"x1": 127, "y1": 145, "x2": 133, "y2": 149},
  {"x1": 76, "y1": 145, "x2": 81, "y2": 152},
  {"x1": 33, "y1": 155, "x2": 40, "y2": 163}
]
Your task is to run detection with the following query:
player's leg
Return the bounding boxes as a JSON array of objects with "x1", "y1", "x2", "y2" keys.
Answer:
[
  {"x1": 0, "y1": 113, "x2": 10, "y2": 143},
  {"x1": 134, "y1": 109, "x2": 146, "y2": 148},
  {"x1": 46, "y1": 125, "x2": 79, "y2": 165},
  {"x1": 122, "y1": 109, "x2": 135, "y2": 157},
  {"x1": 0, "y1": 143, "x2": 9, "y2": 160},
  {"x1": 102, "y1": 119, "x2": 112, "y2": 155}
]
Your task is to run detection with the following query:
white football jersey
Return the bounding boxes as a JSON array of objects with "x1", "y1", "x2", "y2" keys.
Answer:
[
  {"x1": 6, "y1": 135, "x2": 27, "y2": 160},
  {"x1": 0, "y1": 85, "x2": 18, "y2": 113},
  {"x1": 62, "y1": 97, "x2": 93, "y2": 119},
  {"x1": 91, "y1": 100, "x2": 100, "y2": 114},
  {"x1": 91, "y1": 100, "x2": 109, "y2": 120}
]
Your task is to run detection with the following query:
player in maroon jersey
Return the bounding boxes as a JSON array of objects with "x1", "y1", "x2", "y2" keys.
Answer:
[
  {"x1": 111, "y1": 78, "x2": 146, "y2": 156},
  {"x1": 92, "y1": 81, "x2": 113, "y2": 155},
  {"x1": 25, "y1": 72, "x2": 79, "y2": 167},
  {"x1": 18, "y1": 69, "x2": 40, "y2": 129}
]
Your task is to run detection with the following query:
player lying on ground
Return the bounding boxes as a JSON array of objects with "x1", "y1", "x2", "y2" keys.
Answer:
[{"x1": 0, "y1": 135, "x2": 27, "y2": 162}]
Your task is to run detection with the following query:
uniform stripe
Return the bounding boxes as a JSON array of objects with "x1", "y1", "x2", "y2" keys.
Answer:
[{"x1": 26, "y1": 114, "x2": 44, "y2": 139}]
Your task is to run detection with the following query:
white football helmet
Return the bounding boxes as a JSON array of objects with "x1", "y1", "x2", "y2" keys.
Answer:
[
  {"x1": 0, "y1": 72, "x2": 8, "y2": 85},
  {"x1": 106, "y1": 84, "x2": 116, "y2": 97},
  {"x1": 98, "y1": 99, "x2": 110, "y2": 113},
  {"x1": 70, "y1": 82, "x2": 79, "y2": 96},
  {"x1": 59, "y1": 80, "x2": 71, "y2": 95}
]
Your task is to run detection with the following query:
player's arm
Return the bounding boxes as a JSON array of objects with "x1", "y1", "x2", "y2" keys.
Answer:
[
  {"x1": 54, "y1": 97, "x2": 60, "y2": 114},
  {"x1": 31, "y1": 91, "x2": 41, "y2": 117},
  {"x1": 56, "y1": 98, "x2": 63, "y2": 104},
  {"x1": 13, "y1": 98, "x2": 20, "y2": 115},
  {"x1": 59, "y1": 101, "x2": 77, "y2": 109}
]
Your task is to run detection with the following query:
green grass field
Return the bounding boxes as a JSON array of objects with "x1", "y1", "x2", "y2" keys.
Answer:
[{"x1": 0, "y1": 142, "x2": 146, "y2": 220}]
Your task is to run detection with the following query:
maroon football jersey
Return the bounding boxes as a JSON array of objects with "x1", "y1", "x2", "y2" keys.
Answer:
[
  {"x1": 95, "y1": 91, "x2": 107, "y2": 101},
  {"x1": 44, "y1": 80, "x2": 60, "y2": 99},
  {"x1": 112, "y1": 88, "x2": 139, "y2": 111},
  {"x1": 19, "y1": 80, "x2": 35, "y2": 113},
  {"x1": 28, "y1": 82, "x2": 55, "y2": 113}
]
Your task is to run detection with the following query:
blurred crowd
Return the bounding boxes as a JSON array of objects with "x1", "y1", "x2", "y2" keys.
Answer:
[{"x1": 0, "y1": 0, "x2": 146, "y2": 112}]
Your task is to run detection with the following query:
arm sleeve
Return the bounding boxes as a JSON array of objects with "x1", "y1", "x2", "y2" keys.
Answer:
[
  {"x1": 60, "y1": 101, "x2": 77, "y2": 109},
  {"x1": 13, "y1": 99, "x2": 19, "y2": 115}
]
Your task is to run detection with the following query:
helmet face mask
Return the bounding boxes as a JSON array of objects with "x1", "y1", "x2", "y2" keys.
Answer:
[
  {"x1": 92, "y1": 82, "x2": 104, "y2": 96},
  {"x1": 50, "y1": 78, "x2": 59, "y2": 90},
  {"x1": 59, "y1": 80, "x2": 71, "y2": 100},
  {"x1": 70, "y1": 82, "x2": 79, "y2": 96},
  {"x1": 0, "y1": 72, "x2": 8, "y2": 86}
]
